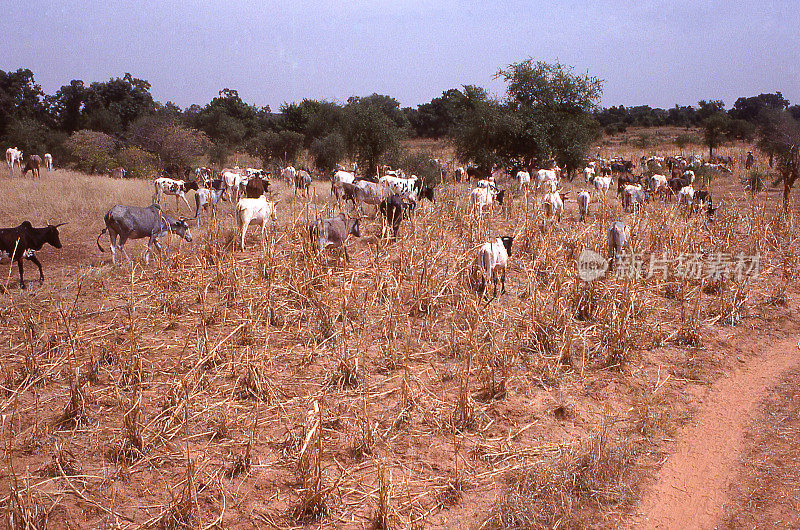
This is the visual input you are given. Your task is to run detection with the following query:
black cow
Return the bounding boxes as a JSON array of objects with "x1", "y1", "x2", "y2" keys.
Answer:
[
  {"x1": 244, "y1": 177, "x2": 269, "y2": 198},
  {"x1": 0, "y1": 221, "x2": 65, "y2": 288}
]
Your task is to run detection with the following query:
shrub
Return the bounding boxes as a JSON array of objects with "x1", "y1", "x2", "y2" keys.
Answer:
[
  {"x1": 384, "y1": 148, "x2": 441, "y2": 185},
  {"x1": 742, "y1": 171, "x2": 767, "y2": 195},
  {"x1": 128, "y1": 116, "x2": 210, "y2": 169},
  {"x1": 64, "y1": 129, "x2": 117, "y2": 173},
  {"x1": 115, "y1": 146, "x2": 157, "y2": 179}
]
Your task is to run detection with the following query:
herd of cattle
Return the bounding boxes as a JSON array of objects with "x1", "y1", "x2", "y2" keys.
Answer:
[{"x1": 0, "y1": 149, "x2": 740, "y2": 297}]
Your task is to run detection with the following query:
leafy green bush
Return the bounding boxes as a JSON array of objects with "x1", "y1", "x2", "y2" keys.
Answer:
[
  {"x1": 64, "y1": 129, "x2": 117, "y2": 173},
  {"x1": 115, "y1": 146, "x2": 157, "y2": 179},
  {"x1": 383, "y1": 148, "x2": 441, "y2": 185}
]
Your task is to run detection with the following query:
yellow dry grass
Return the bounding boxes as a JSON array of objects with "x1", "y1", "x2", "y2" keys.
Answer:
[{"x1": 0, "y1": 135, "x2": 797, "y2": 529}]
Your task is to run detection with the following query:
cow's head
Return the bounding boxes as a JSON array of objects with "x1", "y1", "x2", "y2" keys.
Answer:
[
  {"x1": 500, "y1": 236, "x2": 514, "y2": 257},
  {"x1": 495, "y1": 189, "x2": 506, "y2": 205},
  {"x1": 45, "y1": 222, "x2": 67, "y2": 249},
  {"x1": 420, "y1": 185, "x2": 435, "y2": 202},
  {"x1": 171, "y1": 218, "x2": 193, "y2": 242}
]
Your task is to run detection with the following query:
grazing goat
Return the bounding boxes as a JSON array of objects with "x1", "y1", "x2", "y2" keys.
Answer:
[
  {"x1": 471, "y1": 187, "x2": 505, "y2": 216},
  {"x1": 542, "y1": 190, "x2": 564, "y2": 221},
  {"x1": 607, "y1": 221, "x2": 631, "y2": 270},
  {"x1": 194, "y1": 187, "x2": 226, "y2": 224},
  {"x1": 22, "y1": 155, "x2": 41, "y2": 178}
]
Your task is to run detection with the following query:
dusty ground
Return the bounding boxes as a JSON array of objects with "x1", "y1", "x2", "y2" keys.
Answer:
[{"x1": 0, "y1": 143, "x2": 799, "y2": 529}]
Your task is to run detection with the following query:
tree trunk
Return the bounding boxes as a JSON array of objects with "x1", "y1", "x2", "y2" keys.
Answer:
[{"x1": 784, "y1": 181, "x2": 791, "y2": 214}]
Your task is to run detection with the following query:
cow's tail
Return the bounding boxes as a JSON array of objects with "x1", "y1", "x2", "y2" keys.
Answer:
[{"x1": 97, "y1": 228, "x2": 108, "y2": 252}]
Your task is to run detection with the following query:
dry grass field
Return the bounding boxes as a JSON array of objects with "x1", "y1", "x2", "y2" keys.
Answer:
[{"x1": 0, "y1": 136, "x2": 798, "y2": 529}]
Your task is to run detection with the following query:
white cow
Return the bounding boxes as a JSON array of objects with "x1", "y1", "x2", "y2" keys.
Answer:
[
  {"x1": 476, "y1": 236, "x2": 514, "y2": 297},
  {"x1": 194, "y1": 187, "x2": 226, "y2": 224},
  {"x1": 237, "y1": 196, "x2": 278, "y2": 250},
  {"x1": 517, "y1": 170, "x2": 531, "y2": 191},
  {"x1": 650, "y1": 174, "x2": 668, "y2": 197},
  {"x1": 221, "y1": 169, "x2": 245, "y2": 203},
  {"x1": 535, "y1": 168, "x2": 559, "y2": 192},
  {"x1": 6, "y1": 147, "x2": 23, "y2": 173},
  {"x1": 470, "y1": 187, "x2": 504, "y2": 216},
  {"x1": 542, "y1": 190, "x2": 564, "y2": 221},
  {"x1": 678, "y1": 185, "x2": 695, "y2": 207},
  {"x1": 682, "y1": 170, "x2": 696, "y2": 184},
  {"x1": 583, "y1": 166, "x2": 595, "y2": 183},
  {"x1": 591, "y1": 175, "x2": 611, "y2": 197},
  {"x1": 43, "y1": 153, "x2": 53, "y2": 171},
  {"x1": 331, "y1": 170, "x2": 357, "y2": 202}
]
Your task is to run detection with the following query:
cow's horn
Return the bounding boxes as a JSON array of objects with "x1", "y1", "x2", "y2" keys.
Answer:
[{"x1": 54, "y1": 222, "x2": 68, "y2": 228}]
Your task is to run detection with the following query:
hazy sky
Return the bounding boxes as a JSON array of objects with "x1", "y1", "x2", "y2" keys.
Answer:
[{"x1": 3, "y1": 0, "x2": 799, "y2": 111}]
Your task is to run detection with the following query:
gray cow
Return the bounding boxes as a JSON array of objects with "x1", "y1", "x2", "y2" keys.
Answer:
[
  {"x1": 97, "y1": 204, "x2": 193, "y2": 264},
  {"x1": 309, "y1": 212, "x2": 361, "y2": 263},
  {"x1": 294, "y1": 170, "x2": 312, "y2": 195},
  {"x1": 607, "y1": 221, "x2": 631, "y2": 270}
]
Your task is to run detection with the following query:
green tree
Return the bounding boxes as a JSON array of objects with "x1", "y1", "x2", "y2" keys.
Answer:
[
  {"x1": 454, "y1": 60, "x2": 603, "y2": 177},
  {"x1": 701, "y1": 112, "x2": 730, "y2": 158},
  {"x1": 46, "y1": 80, "x2": 86, "y2": 133},
  {"x1": 310, "y1": 132, "x2": 346, "y2": 173},
  {"x1": 342, "y1": 98, "x2": 402, "y2": 172},
  {"x1": 757, "y1": 110, "x2": 800, "y2": 211},
  {"x1": 81, "y1": 73, "x2": 156, "y2": 134}
]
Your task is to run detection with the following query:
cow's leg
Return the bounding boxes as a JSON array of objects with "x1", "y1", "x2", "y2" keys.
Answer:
[
  {"x1": 500, "y1": 268, "x2": 507, "y2": 295},
  {"x1": 343, "y1": 245, "x2": 350, "y2": 263},
  {"x1": 181, "y1": 193, "x2": 192, "y2": 212},
  {"x1": 17, "y1": 259, "x2": 25, "y2": 289},
  {"x1": 241, "y1": 219, "x2": 250, "y2": 250},
  {"x1": 27, "y1": 255, "x2": 44, "y2": 283},
  {"x1": 260, "y1": 220, "x2": 267, "y2": 243},
  {"x1": 118, "y1": 236, "x2": 131, "y2": 262}
]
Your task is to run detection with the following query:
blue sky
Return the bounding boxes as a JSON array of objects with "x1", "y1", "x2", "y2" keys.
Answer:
[{"x1": 2, "y1": 0, "x2": 799, "y2": 110}]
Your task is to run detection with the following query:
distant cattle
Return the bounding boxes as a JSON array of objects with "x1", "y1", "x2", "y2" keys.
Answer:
[
  {"x1": 607, "y1": 221, "x2": 631, "y2": 269},
  {"x1": 194, "y1": 187, "x2": 226, "y2": 223},
  {"x1": 294, "y1": 170, "x2": 312, "y2": 194},
  {"x1": 577, "y1": 190, "x2": 590, "y2": 222},
  {"x1": 109, "y1": 167, "x2": 127, "y2": 179},
  {"x1": 5, "y1": 147, "x2": 23, "y2": 173},
  {"x1": 21, "y1": 155, "x2": 42, "y2": 178},
  {"x1": 43, "y1": 153, "x2": 53, "y2": 171}
]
